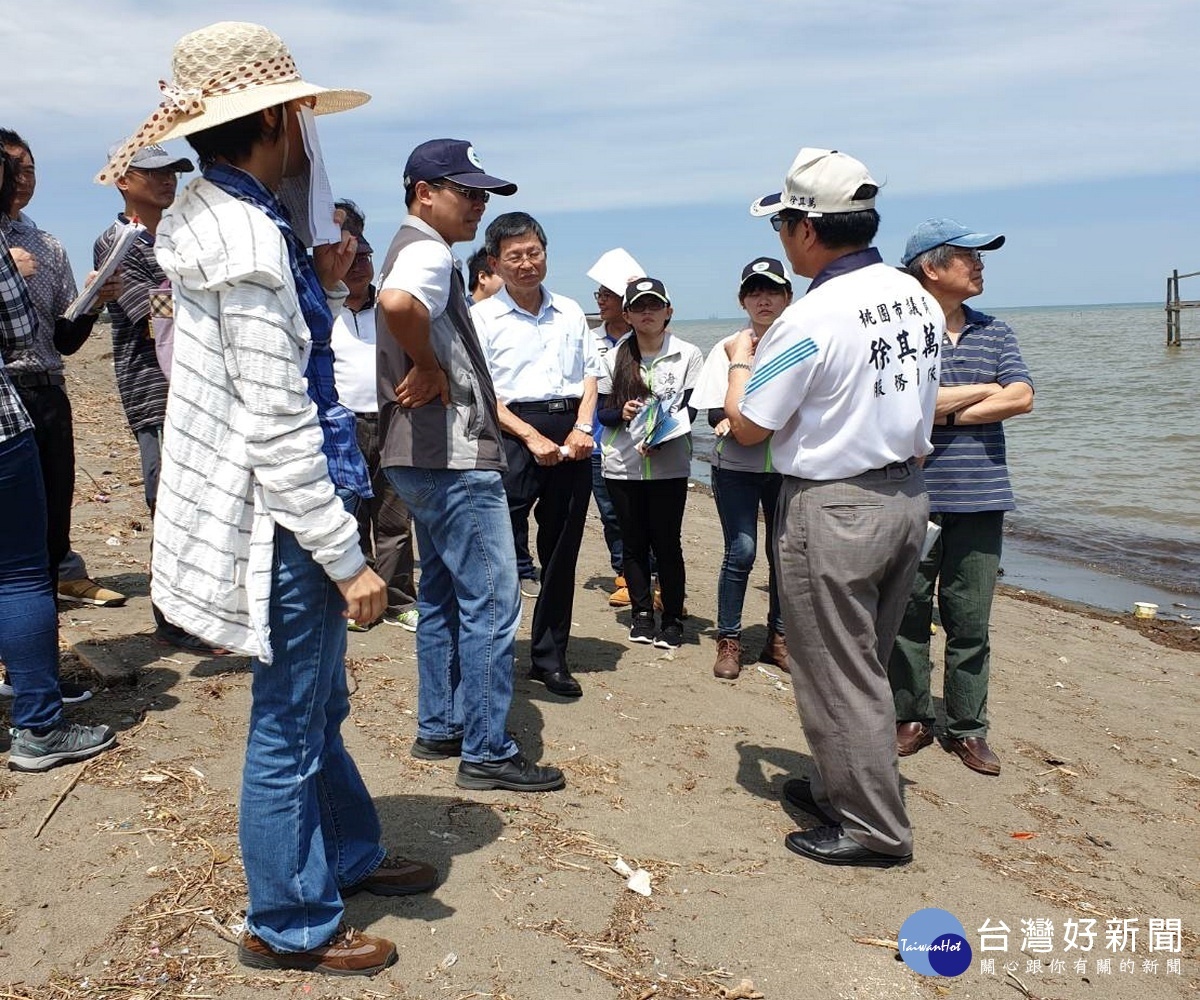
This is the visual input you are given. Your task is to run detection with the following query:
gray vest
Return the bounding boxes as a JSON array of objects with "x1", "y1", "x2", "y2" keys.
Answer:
[{"x1": 376, "y1": 225, "x2": 505, "y2": 471}]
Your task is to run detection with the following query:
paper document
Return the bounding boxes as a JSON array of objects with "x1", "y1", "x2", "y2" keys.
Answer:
[
  {"x1": 920, "y1": 520, "x2": 942, "y2": 560},
  {"x1": 629, "y1": 395, "x2": 691, "y2": 454},
  {"x1": 298, "y1": 106, "x2": 339, "y2": 246},
  {"x1": 64, "y1": 219, "x2": 145, "y2": 321}
]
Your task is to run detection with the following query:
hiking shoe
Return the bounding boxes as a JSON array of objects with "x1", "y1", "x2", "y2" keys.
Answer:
[
  {"x1": 654, "y1": 620, "x2": 684, "y2": 650},
  {"x1": 0, "y1": 677, "x2": 92, "y2": 704},
  {"x1": 8, "y1": 723, "x2": 116, "y2": 772},
  {"x1": 154, "y1": 625, "x2": 230, "y2": 656},
  {"x1": 520, "y1": 577, "x2": 541, "y2": 599},
  {"x1": 383, "y1": 608, "x2": 419, "y2": 632},
  {"x1": 758, "y1": 630, "x2": 790, "y2": 673},
  {"x1": 411, "y1": 735, "x2": 463, "y2": 760},
  {"x1": 342, "y1": 855, "x2": 438, "y2": 897},
  {"x1": 238, "y1": 923, "x2": 397, "y2": 977},
  {"x1": 629, "y1": 612, "x2": 656, "y2": 644},
  {"x1": 652, "y1": 589, "x2": 689, "y2": 618},
  {"x1": 713, "y1": 636, "x2": 742, "y2": 679},
  {"x1": 609, "y1": 576, "x2": 631, "y2": 608},
  {"x1": 456, "y1": 752, "x2": 566, "y2": 792},
  {"x1": 57, "y1": 578, "x2": 126, "y2": 607}
]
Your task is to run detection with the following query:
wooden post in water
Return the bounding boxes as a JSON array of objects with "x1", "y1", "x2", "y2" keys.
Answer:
[{"x1": 1165, "y1": 268, "x2": 1200, "y2": 346}]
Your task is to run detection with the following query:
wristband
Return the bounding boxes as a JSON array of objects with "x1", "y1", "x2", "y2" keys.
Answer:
[
  {"x1": 728, "y1": 362, "x2": 753, "y2": 373},
  {"x1": 946, "y1": 411, "x2": 956, "y2": 427}
]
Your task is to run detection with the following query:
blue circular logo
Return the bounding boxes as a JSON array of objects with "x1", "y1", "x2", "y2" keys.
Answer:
[{"x1": 898, "y1": 909, "x2": 973, "y2": 978}]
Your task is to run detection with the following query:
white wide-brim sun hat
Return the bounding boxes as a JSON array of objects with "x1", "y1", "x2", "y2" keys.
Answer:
[{"x1": 96, "y1": 21, "x2": 369, "y2": 185}]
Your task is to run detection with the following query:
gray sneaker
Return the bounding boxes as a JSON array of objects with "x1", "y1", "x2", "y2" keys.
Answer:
[
  {"x1": 383, "y1": 609, "x2": 419, "y2": 632},
  {"x1": 8, "y1": 723, "x2": 116, "y2": 773}
]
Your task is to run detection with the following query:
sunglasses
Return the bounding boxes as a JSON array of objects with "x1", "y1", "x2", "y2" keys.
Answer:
[
  {"x1": 626, "y1": 298, "x2": 667, "y2": 312},
  {"x1": 429, "y1": 179, "x2": 489, "y2": 204}
]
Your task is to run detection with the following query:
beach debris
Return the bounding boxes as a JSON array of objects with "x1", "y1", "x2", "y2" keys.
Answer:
[
  {"x1": 1057, "y1": 656, "x2": 1069, "y2": 664},
  {"x1": 1010, "y1": 831, "x2": 1037, "y2": 840},
  {"x1": 105, "y1": 536, "x2": 122, "y2": 547},
  {"x1": 755, "y1": 664, "x2": 779, "y2": 680},
  {"x1": 1085, "y1": 833, "x2": 1114, "y2": 850},
  {"x1": 610, "y1": 856, "x2": 653, "y2": 896},
  {"x1": 34, "y1": 757, "x2": 99, "y2": 838},
  {"x1": 853, "y1": 935, "x2": 900, "y2": 951},
  {"x1": 717, "y1": 980, "x2": 764, "y2": 999},
  {"x1": 437, "y1": 951, "x2": 458, "y2": 970}
]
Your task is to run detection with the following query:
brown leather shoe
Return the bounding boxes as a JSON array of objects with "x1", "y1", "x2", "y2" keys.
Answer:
[
  {"x1": 942, "y1": 735, "x2": 1001, "y2": 776},
  {"x1": 343, "y1": 854, "x2": 439, "y2": 897},
  {"x1": 238, "y1": 923, "x2": 397, "y2": 976},
  {"x1": 713, "y1": 637, "x2": 742, "y2": 679},
  {"x1": 896, "y1": 721, "x2": 935, "y2": 757},
  {"x1": 758, "y1": 630, "x2": 790, "y2": 673}
]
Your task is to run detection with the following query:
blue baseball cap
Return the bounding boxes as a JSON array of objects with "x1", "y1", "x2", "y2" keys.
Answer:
[
  {"x1": 402, "y1": 139, "x2": 517, "y2": 195},
  {"x1": 901, "y1": 219, "x2": 1005, "y2": 266}
]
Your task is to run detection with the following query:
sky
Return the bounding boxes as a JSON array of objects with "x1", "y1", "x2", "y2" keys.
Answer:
[{"x1": 3, "y1": 0, "x2": 1199, "y2": 319}]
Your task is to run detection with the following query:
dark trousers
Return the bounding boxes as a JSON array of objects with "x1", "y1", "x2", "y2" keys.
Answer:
[
  {"x1": 888, "y1": 510, "x2": 1004, "y2": 739},
  {"x1": 501, "y1": 411, "x2": 591, "y2": 674},
  {"x1": 604, "y1": 477, "x2": 688, "y2": 620},
  {"x1": 355, "y1": 415, "x2": 417, "y2": 614},
  {"x1": 16, "y1": 384, "x2": 74, "y2": 594}
]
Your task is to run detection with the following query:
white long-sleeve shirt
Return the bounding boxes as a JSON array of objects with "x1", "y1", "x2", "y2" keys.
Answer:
[{"x1": 151, "y1": 178, "x2": 364, "y2": 661}]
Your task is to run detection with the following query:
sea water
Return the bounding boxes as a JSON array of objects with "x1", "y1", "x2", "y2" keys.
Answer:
[{"x1": 673, "y1": 303, "x2": 1200, "y2": 612}]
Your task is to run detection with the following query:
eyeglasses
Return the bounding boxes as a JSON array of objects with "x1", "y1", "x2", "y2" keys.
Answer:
[
  {"x1": 949, "y1": 249, "x2": 985, "y2": 265},
  {"x1": 627, "y1": 299, "x2": 667, "y2": 312},
  {"x1": 499, "y1": 248, "x2": 546, "y2": 266},
  {"x1": 594, "y1": 289, "x2": 620, "y2": 302},
  {"x1": 770, "y1": 211, "x2": 806, "y2": 233},
  {"x1": 429, "y1": 179, "x2": 489, "y2": 204},
  {"x1": 128, "y1": 167, "x2": 180, "y2": 180}
]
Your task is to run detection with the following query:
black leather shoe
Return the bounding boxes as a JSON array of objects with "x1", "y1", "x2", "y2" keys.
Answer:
[
  {"x1": 780, "y1": 778, "x2": 839, "y2": 826},
  {"x1": 785, "y1": 825, "x2": 912, "y2": 868},
  {"x1": 411, "y1": 735, "x2": 463, "y2": 760},
  {"x1": 456, "y1": 752, "x2": 566, "y2": 792},
  {"x1": 528, "y1": 665, "x2": 582, "y2": 698}
]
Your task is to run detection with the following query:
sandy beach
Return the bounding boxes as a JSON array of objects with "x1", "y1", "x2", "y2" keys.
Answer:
[{"x1": 1, "y1": 332, "x2": 1197, "y2": 1000}]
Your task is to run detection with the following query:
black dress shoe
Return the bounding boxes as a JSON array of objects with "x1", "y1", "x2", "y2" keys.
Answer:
[
  {"x1": 780, "y1": 778, "x2": 839, "y2": 826},
  {"x1": 528, "y1": 665, "x2": 582, "y2": 698},
  {"x1": 411, "y1": 735, "x2": 463, "y2": 760},
  {"x1": 785, "y1": 825, "x2": 912, "y2": 868},
  {"x1": 456, "y1": 752, "x2": 566, "y2": 792}
]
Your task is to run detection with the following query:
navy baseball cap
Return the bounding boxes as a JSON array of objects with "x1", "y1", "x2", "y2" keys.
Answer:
[
  {"x1": 739, "y1": 256, "x2": 790, "y2": 290},
  {"x1": 901, "y1": 219, "x2": 1005, "y2": 266},
  {"x1": 402, "y1": 139, "x2": 517, "y2": 195},
  {"x1": 624, "y1": 277, "x2": 670, "y2": 309}
]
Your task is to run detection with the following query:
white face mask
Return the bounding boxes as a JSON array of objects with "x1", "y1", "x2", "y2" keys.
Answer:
[{"x1": 276, "y1": 106, "x2": 340, "y2": 248}]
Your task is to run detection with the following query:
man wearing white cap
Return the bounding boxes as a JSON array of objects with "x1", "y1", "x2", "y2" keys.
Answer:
[
  {"x1": 889, "y1": 220, "x2": 1034, "y2": 777},
  {"x1": 722, "y1": 148, "x2": 941, "y2": 868}
]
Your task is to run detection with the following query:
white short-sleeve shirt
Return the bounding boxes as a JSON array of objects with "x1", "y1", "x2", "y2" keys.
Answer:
[
  {"x1": 741, "y1": 262, "x2": 941, "y2": 480},
  {"x1": 379, "y1": 215, "x2": 453, "y2": 319}
]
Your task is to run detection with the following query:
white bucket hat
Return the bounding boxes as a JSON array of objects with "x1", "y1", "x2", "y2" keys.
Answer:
[{"x1": 96, "y1": 21, "x2": 369, "y2": 185}]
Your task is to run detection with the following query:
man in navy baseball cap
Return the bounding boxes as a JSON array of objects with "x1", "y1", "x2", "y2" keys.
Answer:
[{"x1": 402, "y1": 139, "x2": 517, "y2": 195}]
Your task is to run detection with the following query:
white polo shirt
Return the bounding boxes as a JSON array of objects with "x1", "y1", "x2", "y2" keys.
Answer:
[
  {"x1": 598, "y1": 332, "x2": 704, "y2": 480},
  {"x1": 330, "y1": 291, "x2": 378, "y2": 415},
  {"x1": 741, "y1": 262, "x2": 941, "y2": 480},
  {"x1": 471, "y1": 286, "x2": 601, "y2": 403}
]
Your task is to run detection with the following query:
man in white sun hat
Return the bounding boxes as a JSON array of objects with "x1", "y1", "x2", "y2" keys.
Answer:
[
  {"x1": 721, "y1": 148, "x2": 941, "y2": 869},
  {"x1": 98, "y1": 21, "x2": 437, "y2": 977}
]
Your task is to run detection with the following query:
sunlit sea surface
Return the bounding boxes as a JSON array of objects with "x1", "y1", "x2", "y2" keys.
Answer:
[{"x1": 674, "y1": 304, "x2": 1200, "y2": 602}]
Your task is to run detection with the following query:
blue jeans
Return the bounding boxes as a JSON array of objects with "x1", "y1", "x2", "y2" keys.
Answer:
[
  {"x1": 240, "y1": 496, "x2": 385, "y2": 953},
  {"x1": 711, "y1": 467, "x2": 784, "y2": 638},
  {"x1": 383, "y1": 467, "x2": 519, "y2": 763},
  {"x1": 0, "y1": 430, "x2": 62, "y2": 732},
  {"x1": 591, "y1": 453, "x2": 622, "y2": 574}
]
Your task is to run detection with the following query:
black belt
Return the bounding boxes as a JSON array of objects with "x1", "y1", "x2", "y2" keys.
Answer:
[
  {"x1": 10, "y1": 371, "x2": 65, "y2": 389},
  {"x1": 509, "y1": 397, "x2": 580, "y2": 414}
]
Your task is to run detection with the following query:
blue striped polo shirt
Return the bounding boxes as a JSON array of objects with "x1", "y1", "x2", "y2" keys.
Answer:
[{"x1": 924, "y1": 304, "x2": 1032, "y2": 513}]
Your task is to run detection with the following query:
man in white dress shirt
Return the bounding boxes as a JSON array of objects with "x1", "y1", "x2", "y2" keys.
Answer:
[
  {"x1": 471, "y1": 212, "x2": 600, "y2": 698},
  {"x1": 329, "y1": 201, "x2": 417, "y2": 631}
]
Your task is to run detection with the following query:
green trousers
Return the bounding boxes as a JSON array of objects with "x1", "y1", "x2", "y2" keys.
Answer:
[{"x1": 888, "y1": 510, "x2": 1004, "y2": 740}]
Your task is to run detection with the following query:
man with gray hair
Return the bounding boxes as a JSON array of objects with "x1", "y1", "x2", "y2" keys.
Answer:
[
  {"x1": 722, "y1": 148, "x2": 941, "y2": 868},
  {"x1": 888, "y1": 220, "x2": 1033, "y2": 777},
  {"x1": 471, "y1": 211, "x2": 600, "y2": 699}
]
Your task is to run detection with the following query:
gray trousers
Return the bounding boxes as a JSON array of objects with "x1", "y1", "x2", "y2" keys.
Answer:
[{"x1": 775, "y1": 461, "x2": 928, "y2": 856}]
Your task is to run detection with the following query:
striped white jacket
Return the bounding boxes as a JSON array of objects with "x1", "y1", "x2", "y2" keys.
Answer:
[{"x1": 151, "y1": 178, "x2": 364, "y2": 661}]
